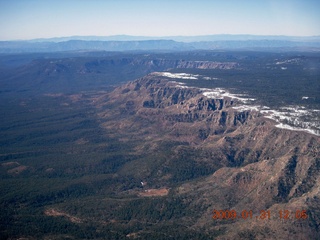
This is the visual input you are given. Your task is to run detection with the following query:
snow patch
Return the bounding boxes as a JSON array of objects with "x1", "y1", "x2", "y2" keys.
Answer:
[
  {"x1": 202, "y1": 88, "x2": 255, "y2": 103},
  {"x1": 232, "y1": 105, "x2": 261, "y2": 112},
  {"x1": 154, "y1": 71, "x2": 319, "y2": 136},
  {"x1": 168, "y1": 81, "x2": 191, "y2": 89},
  {"x1": 276, "y1": 58, "x2": 300, "y2": 65},
  {"x1": 155, "y1": 72, "x2": 219, "y2": 81},
  {"x1": 261, "y1": 106, "x2": 320, "y2": 136},
  {"x1": 156, "y1": 72, "x2": 200, "y2": 80},
  {"x1": 203, "y1": 77, "x2": 219, "y2": 80}
]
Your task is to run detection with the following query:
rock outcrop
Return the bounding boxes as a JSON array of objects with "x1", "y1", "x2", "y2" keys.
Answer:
[
  {"x1": 93, "y1": 73, "x2": 320, "y2": 239},
  {"x1": 83, "y1": 58, "x2": 239, "y2": 73},
  {"x1": 101, "y1": 74, "x2": 253, "y2": 131}
]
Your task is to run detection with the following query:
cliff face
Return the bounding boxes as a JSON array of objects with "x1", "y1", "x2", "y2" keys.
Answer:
[
  {"x1": 136, "y1": 59, "x2": 239, "y2": 69},
  {"x1": 6, "y1": 57, "x2": 239, "y2": 96},
  {"x1": 98, "y1": 72, "x2": 319, "y2": 163},
  {"x1": 103, "y1": 74, "x2": 250, "y2": 129},
  {"x1": 84, "y1": 58, "x2": 239, "y2": 73},
  {"x1": 94, "y1": 73, "x2": 320, "y2": 239}
]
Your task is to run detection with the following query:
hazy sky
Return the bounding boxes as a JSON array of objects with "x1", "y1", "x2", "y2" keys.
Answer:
[{"x1": 0, "y1": 0, "x2": 319, "y2": 40}]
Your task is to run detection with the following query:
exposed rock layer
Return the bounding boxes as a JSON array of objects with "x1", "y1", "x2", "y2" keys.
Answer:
[{"x1": 95, "y1": 73, "x2": 320, "y2": 239}]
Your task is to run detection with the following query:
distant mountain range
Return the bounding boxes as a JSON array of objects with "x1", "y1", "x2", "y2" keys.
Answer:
[
  {"x1": 1, "y1": 35, "x2": 320, "y2": 53},
  {"x1": 26, "y1": 34, "x2": 320, "y2": 43}
]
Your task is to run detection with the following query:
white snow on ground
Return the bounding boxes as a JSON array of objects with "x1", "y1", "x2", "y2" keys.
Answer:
[
  {"x1": 276, "y1": 58, "x2": 300, "y2": 65},
  {"x1": 155, "y1": 72, "x2": 200, "y2": 80},
  {"x1": 260, "y1": 107, "x2": 320, "y2": 136},
  {"x1": 155, "y1": 72, "x2": 219, "y2": 81},
  {"x1": 274, "y1": 123, "x2": 318, "y2": 135},
  {"x1": 202, "y1": 88, "x2": 256, "y2": 103},
  {"x1": 201, "y1": 87, "x2": 320, "y2": 136},
  {"x1": 232, "y1": 105, "x2": 261, "y2": 112},
  {"x1": 155, "y1": 72, "x2": 320, "y2": 136},
  {"x1": 203, "y1": 77, "x2": 219, "y2": 80},
  {"x1": 203, "y1": 89, "x2": 320, "y2": 136},
  {"x1": 168, "y1": 81, "x2": 191, "y2": 89}
]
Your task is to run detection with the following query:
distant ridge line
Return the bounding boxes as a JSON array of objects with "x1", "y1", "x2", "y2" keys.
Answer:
[
  {"x1": 24, "y1": 34, "x2": 320, "y2": 43},
  {"x1": 0, "y1": 35, "x2": 320, "y2": 53}
]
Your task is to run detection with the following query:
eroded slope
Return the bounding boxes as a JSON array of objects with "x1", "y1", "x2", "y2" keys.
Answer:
[{"x1": 93, "y1": 73, "x2": 320, "y2": 239}]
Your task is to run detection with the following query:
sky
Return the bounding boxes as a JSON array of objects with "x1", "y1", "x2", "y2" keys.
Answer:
[{"x1": 0, "y1": 0, "x2": 319, "y2": 41}]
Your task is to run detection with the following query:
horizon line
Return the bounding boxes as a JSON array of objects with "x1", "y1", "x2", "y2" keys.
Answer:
[{"x1": 2, "y1": 34, "x2": 320, "y2": 42}]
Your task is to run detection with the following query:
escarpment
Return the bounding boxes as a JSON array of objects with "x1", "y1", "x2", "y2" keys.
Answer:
[
  {"x1": 140, "y1": 59, "x2": 239, "y2": 69},
  {"x1": 84, "y1": 58, "x2": 239, "y2": 71},
  {"x1": 96, "y1": 73, "x2": 318, "y2": 167},
  {"x1": 92, "y1": 72, "x2": 320, "y2": 239},
  {"x1": 103, "y1": 74, "x2": 254, "y2": 128}
]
